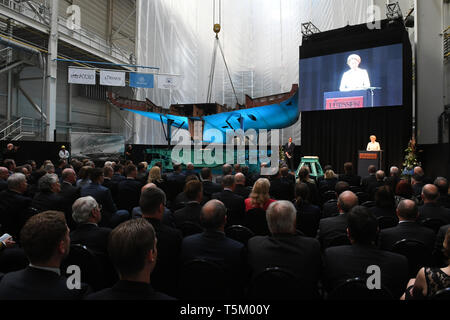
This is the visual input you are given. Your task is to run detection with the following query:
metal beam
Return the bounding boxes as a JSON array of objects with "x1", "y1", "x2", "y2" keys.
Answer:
[
  {"x1": 111, "y1": 6, "x2": 136, "y2": 41},
  {"x1": 0, "y1": 4, "x2": 49, "y2": 34},
  {"x1": 0, "y1": 60, "x2": 32, "y2": 75},
  {"x1": 46, "y1": 0, "x2": 58, "y2": 142},
  {"x1": 18, "y1": 84, "x2": 47, "y2": 120}
]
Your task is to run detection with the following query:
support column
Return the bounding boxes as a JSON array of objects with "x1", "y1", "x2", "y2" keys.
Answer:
[{"x1": 46, "y1": 0, "x2": 58, "y2": 141}]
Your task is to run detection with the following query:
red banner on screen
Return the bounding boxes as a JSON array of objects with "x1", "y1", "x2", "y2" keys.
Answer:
[{"x1": 325, "y1": 96, "x2": 364, "y2": 110}]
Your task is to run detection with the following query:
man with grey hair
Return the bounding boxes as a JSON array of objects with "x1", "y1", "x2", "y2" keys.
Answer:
[
  {"x1": 418, "y1": 184, "x2": 450, "y2": 224},
  {"x1": 247, "y1": 200, "x2": 322, "y2": 298},
  {"x1": 70, "y1": 196, "x2": 112, "y2": 254},
  {"x1": 0, "y1": 173, "x2": 32, "y2": 239},
  {"x1": 0, "y1": 167, "x2": 8, "y2": 192},
  {"x1": 59, "y1": 168, "x2": 80, "y2": 230},
  {"x1": 180, "y1": 200, "x2": 246, "y2": 298},
  {"x1": 385, "y1": 166, "x2": 400, "y2": 192},
  {"x1": 368, "y1": 170, "x2": 386, "y2": 200},
  {"x1": 31, "y1": 173, "x2": 64, "y2": 213},
  {"x1": 212, "y1": 175, "x2": 245, "y2": 226},
  {"x1": 216, "y1": 164, "x2": 233, "y2": 185},
  {"x1": 318, "y1": 191, "x2": 359, "y2": 249}
]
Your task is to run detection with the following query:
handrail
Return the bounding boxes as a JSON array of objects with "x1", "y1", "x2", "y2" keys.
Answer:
[{"x1": 0, "y1": 117, "x2": 36, "y2": 141}]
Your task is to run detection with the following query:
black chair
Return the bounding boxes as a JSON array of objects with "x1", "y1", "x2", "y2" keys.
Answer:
[
  {"x1": 391, "y1": 239, "x2": 431, "y2": 279},
  {"x1": 244, "y1": 208, "x2": 270, "y2": 236},
  {"x1": 377, "y1": 216, "x2": 398, "y2": 229},
  {"x1": 179, "y1": 221, "x2": 203, "y2": 238},
  {"x1": 327, "y1": 277, "x2": 394, "y2": 300},
  {"x1": 356, "y1": 192, "x2": 370, "y2": 205},
  {"x1": 178, "y1": 259, "x2": 230, "y2": 300},
  {"x1": 420, "y1": 218, "x2": 447, "y2": 234},
  {"x1": 430, "y1": 288, "x2": 450, "y2": 300},
  {"x1": 60, "y1": 244, "x2": 106, "y2": 291},
  {"x1": 362, "y1": 201, "x2": 376, "y2": 208},
  {"x1": 322, "y1": 190, "x2": 337, "y2": 202},
  {"x1": 322, "y1": 199, "x2": 339, "y2": 218},
  {"x1": 247, "y1": 267, "x2": 306, "y2": 300},
  {"x1": 350, "y1": 186, "x2": 362, "y2": 194},
  {"x1": 326, "y1": 234, "x2": 351, "y2": 248},
  {"x1": 225, "y1": 225, "x2": 255, "y2": 246}
]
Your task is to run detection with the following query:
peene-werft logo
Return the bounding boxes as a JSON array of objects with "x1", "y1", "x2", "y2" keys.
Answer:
[{"x1": 66, "y1": 5, "x2": 81, "y2": 31}]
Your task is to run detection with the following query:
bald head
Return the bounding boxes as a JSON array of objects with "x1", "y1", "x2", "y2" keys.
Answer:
[
  {"x1": 337, "y1": 191, "x2": 359, "y2": 214},
  {"x1": 422, "y1": 184, "x2": 439, "y2": 203},
  {"x1": 200, "y1": 200, "x2": 227, "y2": 231},
  {"x1": 397, "y1": 199, "x2": 418, "y2": 221},
  {"x1": 235, "y1": 173, "x2": 246, "y2": 185},
  {"x1": 141, "y1": 183, "x2": 157, "y2": 193},
  {"x1": 414, "y1": 166, "x2": 424, "y2": 176},
  {"x1": 62, "y1": 168, "x2": 76, "y2": 184},
  {"x1": 0, "y1": 167, "x2": 8, "y2": 180},
  {"x1": 375, "y1": 170, "x2": 385, "y2": 181}
]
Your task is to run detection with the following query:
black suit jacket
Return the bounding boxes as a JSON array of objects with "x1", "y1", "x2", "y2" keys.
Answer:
[
  {"x1": 269, "y1": 177, "x2": 294, "y2": 201},
  {"x1": 60, "y1": 182, "x2": 81, "y2": 229},
  {"x1": 212, "y1": 190, "x2": 245, "y2": 226},
  {"x1": 361, "y1": 174, "x2": 377, "y2": 193},
  {"x1": 0, "y1": 180, "x2": 7, "y2": 192},
  {"x1": 70, "y1": 223, "x2": 112, "y2": 254},
  {"x1": 0, "y1": 190, "x2": 33, "y2": 240},
  {"x1": 437, "y1": 194, "x2": 450, "y2": 209},
  {"x1": 378, "y1": 221, "x2": 436, "y2": 252},
  {"x1": 144, "y1": 217, "x2": 182, "y2": 296},
  {"x1": 295, "y1": 202, "x2": 321, "y2": 238},
  {"x1": 86, "y1": 280, "x2": 174, "y2": 300},
  {"x1": 323, "y1": 244, "x2": 409, "y2": 299},
  {"x1": 367, "y1": 180, "x2": 385, "y2": 200},
  {"x1": 418, "y1": 203, "x2": 450, "y2": 224},
  {"x1": 117, "y1": 179, "x2": 142, "y2": 213},
  {"x1": 317, "y1": 213, "x2": 349, "y2": 249},
  {"x1": 248, "y1": 233, "x2": 321, "y2": 298},
  {"x1": 338, "y1": 174, "x2": 361, "y2": 187},
  {"x1": 0, "y1": 267, "x2": 89, "y2": 300},
  {"x1": 31, "y1": 192, "x2": 65, "y2": 213},
  {"x1": 234, "y1": 184, "x2": 251, "y2": 199},
  {"x1": 80, "y1": 183, "x2": 117, "y2": 225},
  {"x1": 203, "y1": 180, "x2": 222, "y2": 199},
  {"x1": 173, "y1": 202, "x2": 203, "y2": 228},
  {"x1": 284, "y1": 142, "x2": 295, "y2": 157}
]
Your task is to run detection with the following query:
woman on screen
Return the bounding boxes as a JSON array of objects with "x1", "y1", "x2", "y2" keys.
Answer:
[
  {"x1": 367, "y1": 135, "x2": 381, "y2": 151},
  {"x1": 339, "y1": 54, "x2": 371, "y2": 92}
]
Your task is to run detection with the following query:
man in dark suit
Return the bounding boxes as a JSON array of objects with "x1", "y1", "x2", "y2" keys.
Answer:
[
  {"x1": 60, "y1": 168, "x2": 80, "y2": 230},
  {"x1": 322, "y1": 181, "x2": 350, "y2": 218},
  {"x1": 212, "y1": 175, "x2": 245, "y2": 226},
  {"x1": 418, "y1": 184, "x2": 450, "y2": 224},
  {"x1": 80, "y1": 168, "x2": 128, "y2": 228},
  {"x1": 102, "y1": 165, "x2": 115, "y2": 190},
  {"x1": 117, "y1": 164, "x2": 142, "y2": 214},
  {"x1": 361, "y1": 165, "x2": 377, "y2": 193},
  {"x1": 0, "y1": 167, "x2": 8, "y2": 192},
  {"x1": 433, "y1": 224, "x2": 450, "y2": 266},
  {"x1": 269, "y1": 167, "x2": 295, "y2": 201},
  {"x1": 111, "y1": 164, "x2": 126, "y2": 184},
  {"x1": 412, "y1": 173, "x2": 425, "y2": 198},
  {"x1": 166, "y1": 164, "x2": 186, "y2": 201},
  {"x1": 323, "y1": 206, "x2": 409, "y2": 299},
  {"x1": 31, "y1": 173, "x2": 65, "y2": 213},
  {"x1": 248, "y1": 200, "x2": 322, "y2": 298},
  {"x1": 180, "y1": 200, "x2": 246, "y2": 297},
  {"x1": 136, "y1": 162, "x2": 148, "y2": 184},
  {"x1": 0, "y1": 173, "x2": 33, "y2": 241},
  {"x1": 139, "y1": 187, "x2": 182, "y2": 296},
  {"x1": 70, "y1": 196, "x2": 112, "y2": 253},
  {"x1": 201, "y1": 167, "x2": 222, "y2": 201},
  {"x1": 435, "y1": 177, "x2": 450, "y2": 209},
  {"x1": 385, "y1": 166, "x2": 400, "y2": 193},
  {"x1": 173, "y1": 180, "x2": 203, "y2": 229},
  {"x1": 216, "y1": 164, "x2": 233, "y2": 185},
  {"x1": 183, "y1": 162, "x2": 200, "y2": 180},
  {"x1": 86, "y1": 219, "x2": 174, "y2": 300},
  {"x1": 234, "y1": 173, "x2": 251, "y2": 199},
  {"x1": 367, "y1": 170, "x2": 386, "y2": 200},
  {"x1": 284, "y1": 137, "x2": 296, "y2": 171},
  {"x1": 378, "y1": 199, "x2": 436, "y2": 253},
  {"x1": 338, "y1": 162, "x2": 361, "y2": 187},
  {"x1": 294, "y1": 182, "x2": 321, "y2": 238},
  {"x1": 0, "y1": 211, "x2": 89, "y2": 300},
  {"x1": 317, "y1": 191, "x2": 358, "y2": 250}
]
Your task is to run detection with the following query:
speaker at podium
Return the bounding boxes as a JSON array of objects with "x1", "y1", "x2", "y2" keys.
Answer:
[{"x1": 358, "y1": 150, "x2": 384, "y2": 178}]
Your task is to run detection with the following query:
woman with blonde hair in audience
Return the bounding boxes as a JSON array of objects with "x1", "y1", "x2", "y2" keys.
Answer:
[
  {"x1": 245, "y1": 178, "x2": 276, "y2": 213},
  {"x1": 402, "y1": 228, "x2": 450, "y2": 299},
  {"x1": 147, "y1": 166, "x2": 166, "y2": 191}
]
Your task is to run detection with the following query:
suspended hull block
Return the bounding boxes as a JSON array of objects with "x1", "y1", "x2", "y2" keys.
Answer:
[{"x1": 107, "y1": 84, "x2": 300, "y2": 143}]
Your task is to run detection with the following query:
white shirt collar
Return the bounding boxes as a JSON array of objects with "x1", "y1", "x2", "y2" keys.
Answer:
[{"x1": 29, "y1": 264, "x2": 61, "y2": 276}]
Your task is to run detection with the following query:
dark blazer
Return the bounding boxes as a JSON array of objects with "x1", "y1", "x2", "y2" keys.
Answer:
[
  {"x1": 0, "y1": 190, "x2": 33, "y2": 240},
  {"x1": 203, "y1": 180, "x2": 222, "y2": 199},
  {"x1": 369, "y1": 206, "x2": 397, "y2": 218},
  {"x1": 295, "y1": 202, "x2": 321, "y2": 238},
  {"x1": 317, "y1": 213, "x2": 349, "y2": 249},
  {"x1": 234, "y1": 184, "x2": 251, "y2": 199},
  {"x1": 143, "y1": 217, "x2": 182, "y2": 296},
  {"x1": 60, "y1": 181, "x2": 81, "y2": 229},
  {"x1": 413, "y1": 182, "x2": 425, "y2": 198},
  {"x1": 212, "y1": 190, "x2": 245, "y2": 226},
  {"x1": 166, "y1": 172, "x2": 186, "y2": 199},
  {"x1": 117, "y1": 179, "x2": 142, "y2": 213},
  {"x1": 70, "y1": 223, "x2": 112, "y2": 254},
  {"x1": 318, "y1": 178, "x2": 338, "y2": 193},
  {"x1": 338, "y1": 174, "x2": 361, "y2": 187},
  {"x1": 31, "y1": 191, "x2": 65, "y2": 212},
  {"x1": 173, "y1": 202, "x2": 203, "y2": 229},
  {"x1": 322, "y1": 199, "x2": 339, "y2": 218},
  {"x1": 433, "y1": 224, "x2": 450, "y2": 266},
  {"x1": 0, "y1": 179, "x2": 7, "y2": 192},
  {"x1": 284, "y1": 142, "x2": 295, "y2": 158},
  {"x1": 80, "y1": 183, "x2": 117, "y2": 224},
  {"x1": 269, "y1": 177, "x2": 294, "y2": 201},
  {"x1": 0, "y1": 267, "x2": 89, "y2": 300},
  {"x1": 418, "y1": 203, "x2": 450, "y2": 224},
  {"x1": 437, "y1": 194, "x2": 450, "y2": 209},
  {"x1": 367, "y1": 180, "x2": 386, "y2": 200},
  {"x1": 323, "y1": 244, "x2": 409, "y2": 299},
  {"x1": 361, "y1": 174, "x2": 377, "y2": 193},
  {"x1": 378, "y1": 221, "x2": 436, "y2": 252},
  {"x1": 86, "y1": 280, "x2": 174, "y2": 300},
  {"x1": 248, "y1": 233, "x2": 322, "y2": 298},
  {"x1": 111, "y1": 173, "x2": 126, "y2": 183}
]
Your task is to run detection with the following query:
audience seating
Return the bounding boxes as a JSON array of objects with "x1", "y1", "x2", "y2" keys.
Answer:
[
  {"x1": 356, "y1": 192, "x2": 370, "y2": 205},
  {"x1": 420, "y1": 218, "x2": 447, "y2": 234},
  {"x1": 327, "y1": 234, "x2": 351, "y2": 248},
  {"x1": 362, "y1": 201, "x2": 376, "y2": 208},
  {"x1": 225, "y1": 225, "x2": 255, "y2": 246},
  {"x1": 322, "y1": 190, "x2": 337, "y2": 202},
  {"x1": 391, "y1": 239, "x2": 431, "y2": 279},
  {"x1": 327, "y1": 277, "x2": 394, "y2": 300}
]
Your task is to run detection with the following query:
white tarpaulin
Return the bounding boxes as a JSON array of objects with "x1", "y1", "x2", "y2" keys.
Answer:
[
  {"x1": 135, "y1": 0, "x2": 374, "y2": 145},
  {"x1": 68, "y1": 68, "x2": 96, "y2": 85},
  {"x1": 157, "y1": 74, "x2": 182, "y2": 90},
  {"x1": 100, "y1": 70, "x2": 126, "y2": 87}
]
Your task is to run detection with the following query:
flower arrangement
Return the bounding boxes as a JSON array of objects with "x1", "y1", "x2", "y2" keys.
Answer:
[{"x1": 402, "y1": 137, "x2": 421, "y2": 176}]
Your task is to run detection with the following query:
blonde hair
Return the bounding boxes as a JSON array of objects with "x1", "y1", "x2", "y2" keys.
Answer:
[
  {"x1": 147, "y1": 166, "x2": 162, "y2": 184},
  {"x1": 250, "y1": 178, "x2": 271, "y2": 208},
  {"x1": 325, "y1": 170, "x2": 337, "y2": 179}
]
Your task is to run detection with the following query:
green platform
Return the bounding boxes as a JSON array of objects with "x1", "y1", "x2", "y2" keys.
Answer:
[{"x1": 295, "y1": 156, "x2": 324, "y2": 180}]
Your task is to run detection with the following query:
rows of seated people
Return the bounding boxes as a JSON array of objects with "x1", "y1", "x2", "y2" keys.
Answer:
[{"x1": 0, "y1": 157, "x2": 449, "y2": 300}]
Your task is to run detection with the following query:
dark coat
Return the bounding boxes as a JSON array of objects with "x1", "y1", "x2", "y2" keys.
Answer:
[
  {"x1": 212, "y1": 190, "x2": 245, "y2": 226},
  {"x1": 70, "y1": 223, "x2": 112, "y2": 254},
  {"x1": 85, "y1": 280, "x2": 174, "y2": 300},
  {"x1": 378, "y1": 221, "x2": 436, "y2": 252}
]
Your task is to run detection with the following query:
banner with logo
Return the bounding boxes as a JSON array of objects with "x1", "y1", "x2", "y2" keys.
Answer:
[
  {"x1": 100, "y1": 70, "x2": 126, "y2": 87},
  {"x1": 130, "y1": 73, "x2": 154, "y2": 88},
  {"x1": 157, "y1": 74, "x2": 181, "y2": 90},
  {"x1": 68, "y1": 68, "x2": 96, "y2": 85}
]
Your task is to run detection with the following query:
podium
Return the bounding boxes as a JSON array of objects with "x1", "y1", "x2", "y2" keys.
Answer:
[
  {"x1": 357, "y1": 150, "x2": 383, "y2": 178},
  {"x1": 324, "y1": 88, "x2": 381, "y2": 110}
]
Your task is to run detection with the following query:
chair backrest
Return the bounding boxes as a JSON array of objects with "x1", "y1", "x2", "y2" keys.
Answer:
[
  {"x1": 328, "y1": 277, "x2": 394, "y2": 300},
  {"x1": 350, "y1": 186, "x2": 362, "y2": 194},
  {"x1": 225, "y1": 225, "x2": 255, "y2": 246},
  {"x1": 179, "y1": 221, "x2": 203, "y2": 238},
  {"x1": 356, "y1": 192, "x2": 370, "y2": 205},
  {"x1": 326, "y1": 234, "x2": 351, "y2": 248},
  {"x1": 322, "y1": 190, "x2": 337, "y2": 202},
  {"x1": 430, "y1": 287, "x2": 450, "y2": 300},
  {"x1": 248, "y1": 267, "x2": 305, "y2": 300},
  {"x1": 179, "y1": 259, "x2": 229, "y2": 300},
  {"x1": 244, "y1": 208, "x2": 270, "y2": 236},
  {"x1": 377, "y1": 216, "x2": 398, "y2": 230},
  {"x1": 391, "y1": 239, "x2": 431, "y2": 278},
  {"x1": 420, "y1": 218, "x2": 447, "y2": 234},
  {"x1": 362, "y1": 201, "x2": 376, "y2": 208}
]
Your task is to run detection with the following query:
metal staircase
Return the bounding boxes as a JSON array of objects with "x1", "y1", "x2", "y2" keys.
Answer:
[{"x1": 0, "y1": 117, "x2": 38, "y2": 141}]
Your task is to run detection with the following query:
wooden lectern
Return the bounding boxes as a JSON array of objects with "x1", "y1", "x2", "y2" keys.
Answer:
[{"x1": 357, "y1": 151, "x2": 383, "y2": 178}]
